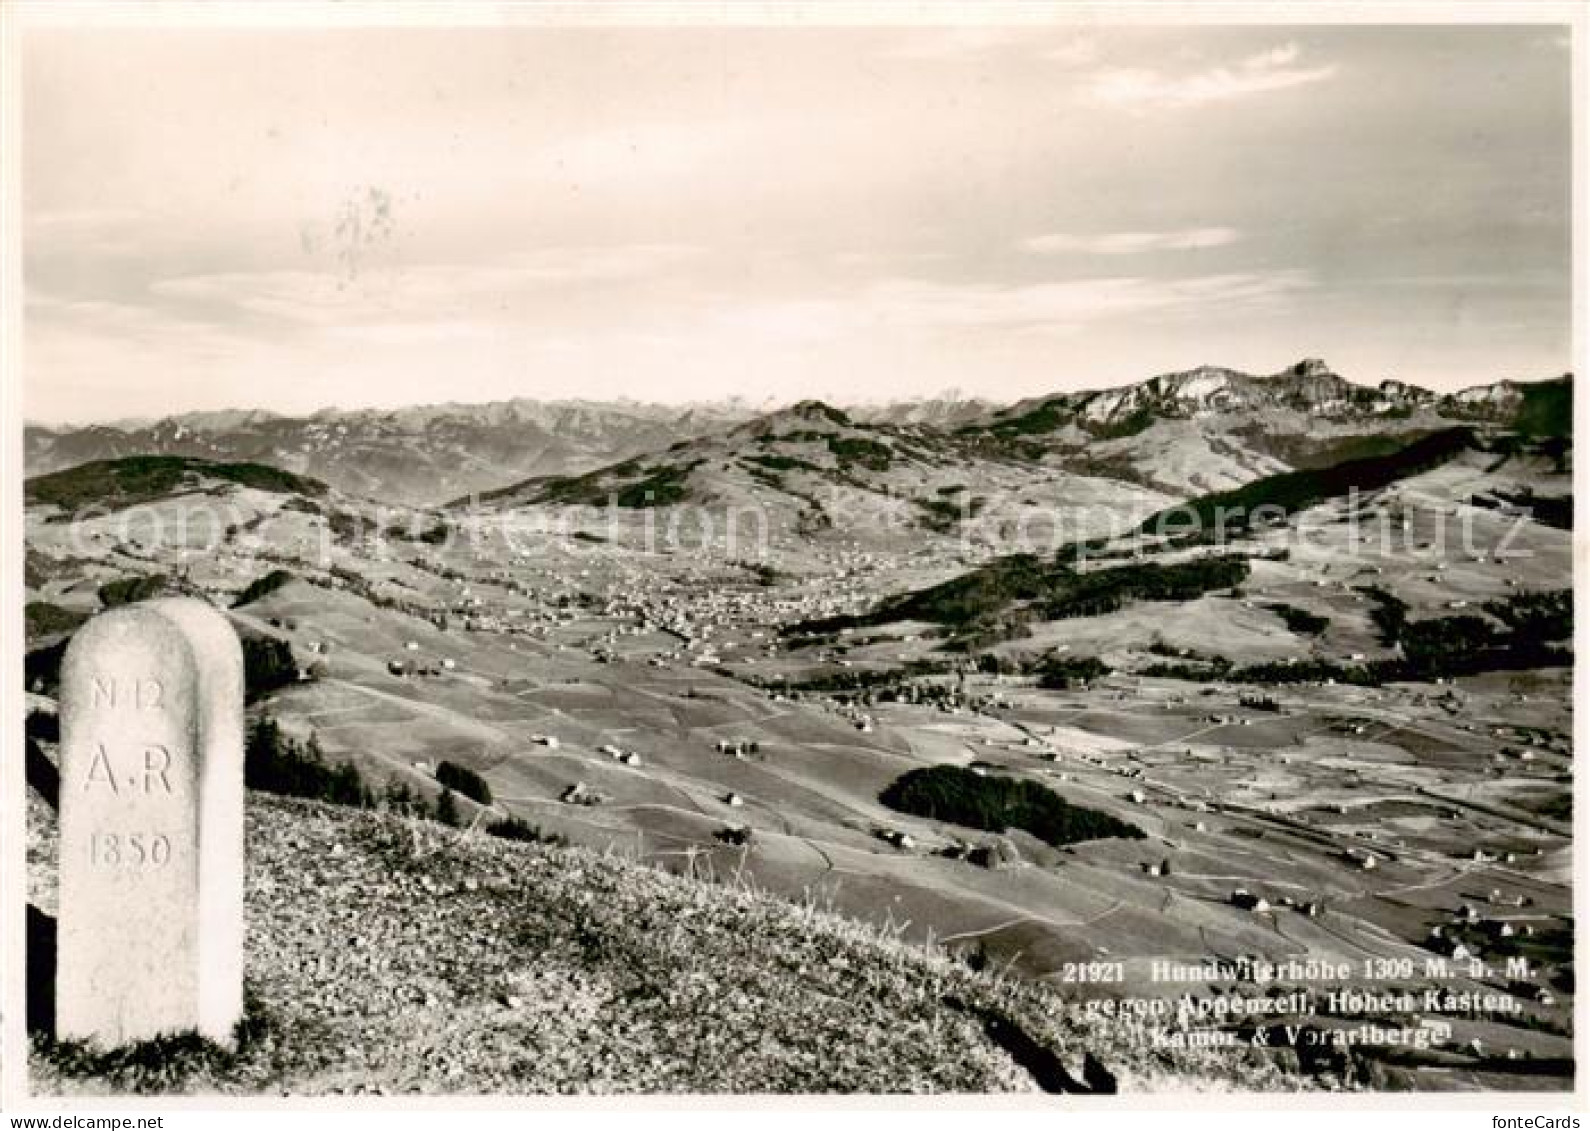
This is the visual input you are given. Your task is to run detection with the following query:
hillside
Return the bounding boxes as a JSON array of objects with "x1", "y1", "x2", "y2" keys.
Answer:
[
  {"x1": 1133, "y1": 427, "x2": 1478, "y2": 539},
  {"x1": 23, "y1": 453, "x2": 424, "y2": 630},
  {"x1": 450, "y1": 364, "x2": 1570, "y2": 520},
  {"x1": 849, "y1": 391, "x2": 996, "y2": 428},
  {"x1": 971, "y1": 360, "x2": 1569, "y2": 439},
  {"x1": 27, "y1": 793, "x2": 1299, "y2": 1095},
  {"x1": 25, "y1": 365, "x2": 1570, "y2": 509},
  {"x1": 957, "y1": 361, "x2": 1570, "y2": 496},
  {"x1": 785, "y1": 427, "x2": 1569, "y2": 663},
  {"x1": 24, "y1": 400, "x2": 758, "y2": 507},
  {"x1": 24, "y1": 455, "x2": 328, "y2": 514},
  {"x1": 454, "y1": 398, "x2": 1171, "y2": 552},
  {"x1": 462, "y1": 399, "x2": 948, "y2": 508}
]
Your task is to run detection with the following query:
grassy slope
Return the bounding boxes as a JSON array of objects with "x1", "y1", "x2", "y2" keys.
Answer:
[
  {"x1": 789, "y1": 554, "x2": 1250, "y2": 643},
  {"x1": 29, "y1": 795, "x2": 1300, "y2": 1096},
  {"x1": 1511, "y1": 376, "x2": 1573, "y2": 439},
  {"x1": 776, "y1": 428, "x2": 1477, "y2": 648},
  {"x1": 25, "y1": 456, "x2": 328, "y2": 512},
  {"x1": 1136, "y1": 427, "x2": 1476, "y2": 536}
]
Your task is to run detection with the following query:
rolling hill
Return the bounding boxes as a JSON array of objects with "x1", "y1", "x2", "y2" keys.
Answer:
[
  {"x1": 956, "y1": 360, "x2": 1571, "y2": 495},
  {"x1": 24, "y1": 400, "x2": 760, "y2": 507},
  {"x1": 453, "y1": 398, "x2": 1174, "y2": 551},
  {"x1": 27, "y1": 363, "x2": 1569, "y2": 509}
]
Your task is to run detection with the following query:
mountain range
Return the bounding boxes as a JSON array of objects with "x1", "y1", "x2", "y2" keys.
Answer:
[{"x1": 24, "y1": 361, "x2": 1570, "y2": 506}]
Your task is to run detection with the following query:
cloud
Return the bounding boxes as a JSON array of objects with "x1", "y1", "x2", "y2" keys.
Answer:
[
  {"x1": 26, "y1": 208, "x2": 150, "y2": 235},
  {"x1": 1038, "y1": 36, "x2": 1100, "y2": 67},
  {"x1": 27, "y1": 290, "x2": 243, "y2": 350},
  {"x1": 1088, "y1": 41, "x2": 1336, "y2": 109},
  {"x1": 1019, "y1": 227, "x2": 1242, "y2": 256},
  {"x1": 704, "y1": 269, "x2": 1311, "y2": 344},
  {"x1": 879, "y1": 28, "x2": 1026, "y2": 61},
  {"x1": 881, "y1": 28, "x2": 1098, "y2": 66},
  {"x1": 145, "y1": 244, "x2": 704, "y2": 328},
  {"x1": 861, "y1": 270, "x2": 1310, "y2": 333},
  {"x1": 833, "y1": 249, "x2": 951, "y2": 268},
  {"x1": 1243, "y1": 42, "x2": 1301, "y2": 69},
  {"x1": 326, "y1": 319, "x2": 493, "y2": 346},
  {"x1": 25, "y1": 208, "x2": 164, "y2": 261}
]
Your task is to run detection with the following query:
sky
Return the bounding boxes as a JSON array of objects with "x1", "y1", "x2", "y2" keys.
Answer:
[{"x1": 22, "y1": 20, "x2": 1574, "y2": 424}]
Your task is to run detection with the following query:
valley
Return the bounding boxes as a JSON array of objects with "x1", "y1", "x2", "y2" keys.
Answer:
[{"x1": 23, "y1": 360, "x2": 1575, "y2": 1091}]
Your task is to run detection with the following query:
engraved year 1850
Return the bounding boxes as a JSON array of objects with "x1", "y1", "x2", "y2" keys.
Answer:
[{"x1": 89, "y1": 832, "x2": 174, "y2": 868}]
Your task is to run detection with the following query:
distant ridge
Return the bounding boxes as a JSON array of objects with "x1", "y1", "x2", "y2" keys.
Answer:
[
  {"x1": 974, "y1": 360, "x2": 1570, "y2": 438},
  {"x1": 25, "y1": 364, "x2": 1570, "y2": 506}
]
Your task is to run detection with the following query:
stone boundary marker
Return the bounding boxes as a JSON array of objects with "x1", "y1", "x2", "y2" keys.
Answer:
[{"x1": 56, "y1": 597, "x2": 245, "y2": 1047}]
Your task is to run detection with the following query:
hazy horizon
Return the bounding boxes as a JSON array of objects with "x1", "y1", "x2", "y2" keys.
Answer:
[{"x1": 24, "y1": 22, "x2": 1572, "y2": 424}]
